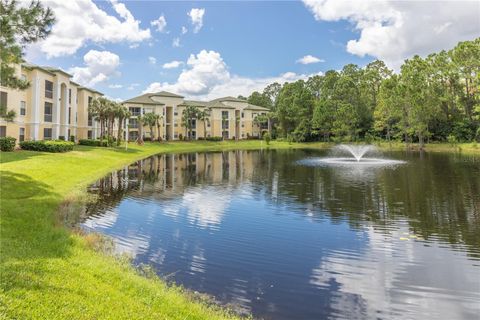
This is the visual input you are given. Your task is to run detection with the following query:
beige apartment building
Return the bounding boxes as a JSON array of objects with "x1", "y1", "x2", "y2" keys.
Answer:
[
  {"x1": 1, "y1": 62, "x2": 269, "y2": 143},
  {"x1": 0, "y1": 63, "x2": 103, "y2": 142},
  {"x1": 123, "y1": 92, "x2": 270, "y2": 141}
]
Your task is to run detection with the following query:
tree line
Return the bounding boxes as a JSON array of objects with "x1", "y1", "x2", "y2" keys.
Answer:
[{"x1": 245, "y1": 38, "x2": 480, "y2": 147}]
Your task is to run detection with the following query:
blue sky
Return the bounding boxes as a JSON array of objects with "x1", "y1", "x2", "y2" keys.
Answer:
[{"x1": 27, "y1": 0, "x2": 480, "y2": 101}]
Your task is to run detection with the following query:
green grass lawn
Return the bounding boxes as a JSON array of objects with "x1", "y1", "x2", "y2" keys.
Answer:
[
  {"x1": 0, "y1": 140, "x2": 478, "y2": 319},
  {"x1": 0, "y1": 140, "x2": 326, "y2": 320}
]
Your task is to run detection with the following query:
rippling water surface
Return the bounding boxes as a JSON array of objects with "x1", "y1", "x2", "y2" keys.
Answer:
[{"x1": 82, "y1": 149, "x2": 480, "y2": 319}]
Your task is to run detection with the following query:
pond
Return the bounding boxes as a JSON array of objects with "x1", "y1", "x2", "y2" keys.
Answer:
[{"x1": 82, "y1": 148, "x2": 480, "y2": 320}]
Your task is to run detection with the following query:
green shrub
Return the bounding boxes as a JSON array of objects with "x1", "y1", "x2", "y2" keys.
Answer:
[
  {"x1": 70, "y1": 135, "x2": 75, "y2": 142},
  {"x1": 447, "y1": 134, "x2": 458, "y2": 147},
  {"x1": 78, "y1": 139, "x2": 108, "y2": 147},
  {"x1": 20, "y1": 140, "x2": 74, "y2": 153},
  {"x1": 205, "y1": 136, "x2": 223, "y2": 141},
  {"x1": 0, "y1": 136, "x2": 16, "y2": 152},
  {"x1": 286, "y1": 134, "x2": 294, "y2": 144},
  {"x1": 263, "y1": 132, "x2": 271, "y2": 145}
]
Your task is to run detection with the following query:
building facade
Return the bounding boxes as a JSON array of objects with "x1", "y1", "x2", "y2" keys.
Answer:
[
  {"x1": 0, "y1": 63, "x2": 103, "y2": 142},
  {"x1": 0, "y1": 62, "x2": 270, "y2": 143},
  {"x1": 123, "y1": 92, "x2": 270, "y2": 141}
]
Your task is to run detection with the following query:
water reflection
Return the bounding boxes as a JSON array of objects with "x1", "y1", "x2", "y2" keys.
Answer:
[{"x1": 82, "y1": 149, "x2": 480, "y2": 319}]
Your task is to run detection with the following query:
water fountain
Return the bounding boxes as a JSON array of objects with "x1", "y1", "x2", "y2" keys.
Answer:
[{"x1": 297, "y1": 144, "x2": 405, "y2": 167}]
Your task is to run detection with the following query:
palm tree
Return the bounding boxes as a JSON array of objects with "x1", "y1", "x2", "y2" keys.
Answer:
[
  {"x1": 136, "y1": 115, "x2": 145, "y2": 145},
  {"x1": 197, "y1": 108, "x2": 211, "y2": 140},
  {"x1": 116, "y1": 105, "x2": 130, "y2": 146},
  {"x1": 89, "y1": 97, "x2": 113, "y2": 140},
  {"x1": 153, "y1": 113, "x2": 163, "y2": 142},
  {"x1": 143, "y1": 112, "x2": 156, "y2": 140},
  {"x1": 182, "y1": 105, "x2": 200, "y2": 140}
]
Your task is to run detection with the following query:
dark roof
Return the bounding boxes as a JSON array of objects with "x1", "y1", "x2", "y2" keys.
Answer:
[
  {"x1": 244, "y1": 104, "x2": 270, "y2": 111},
  {"x1": 150, "y1": 91, "x2": 184, "y2": 98},
  {"x1": 208, "y1": 101, "x2": 235, "y2": 109},
  {"x1": 180, "y1": 100, "x2": 209, "y2": 107},
  {"x1": 22, "y1": 63, "x2": 56, "y2": 76},
  {"x1": 210, "y1": 96, "x2": 247, "y2": 103},
  {"x1": 42, "y1": 66, "x2": 72, "y2": 78},
  {"x1": 78, "y1": 86, "x2": 103, "y2": 95},
  {"x1": 123, "y1": 93, "x2": 165, "y2": 105}
]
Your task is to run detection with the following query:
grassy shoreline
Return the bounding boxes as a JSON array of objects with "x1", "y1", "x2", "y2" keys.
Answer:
[{"x1": 0, "y1": 140, "x2": 478, "y2": 319}]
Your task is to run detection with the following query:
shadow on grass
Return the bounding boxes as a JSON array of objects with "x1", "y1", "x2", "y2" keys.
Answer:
[
  {"x1": 1, "y1": 171, "x2": 74, "y2": 292},
  {"x1": 0, "y1": 150, "x2": 45, "y2": 164}
]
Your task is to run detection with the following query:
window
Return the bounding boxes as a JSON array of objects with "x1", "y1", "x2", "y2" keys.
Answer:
[
  {"x1": 19, "y1": 128, "x2": 25, "y2": 142},
  {"x1": 44, "y1": 102, "x2": 53, "y2": 122},
  {"x1": 0, "y1": 126, "x2": 6, "y2": 138},
  {"x1": 88, "y1": 130, "x2": 92, "y2": 139},
  {"x1": 191, "y1": 119, "x2": 196, "y2": 127},
  {"x1": 68, "y1": 89, "x2": 72, "y2": 104},
  {"x1": 88, "y1": 96, "x2": 93, "y2": 106},
  {"x1": 222, "y1": 130, "x2": 229, "y2": 139},
  {"x1": 207, "y1": 121, "x2": 210, "y2": 127},
  {"x1": 129, "y1": 107, "x2": 141, "y2": 116},
  {"x1": 45, "y1": 80, "x2": 53, "y2": 98},
  {"x1": 129, "y1": 118, "x2": 138, "y2": 128},
  {"x1": 43, "y1": 128, "x2": 52, "y2": 140},
  {"x1": 88, "y1": 113, "x2": 93, "y2": 126},
  {"x1": 20, "y1": 101, "x2": 26, "y2": 115},
  {"x1": 174, "y1": 111, "x2": 178, "y2": 116},
  {"x1": 241, "y1": 112, "x2": 244, "y2": 118},
  {"x1": 68, "y1": 107, "x2": 71, "y2": 124},
  {"x1": 0, "y1": 91, "x2": 7, "y2": 108},
  {"x1": 222, "y1": 111, "x2": 229, "y2": 129}
]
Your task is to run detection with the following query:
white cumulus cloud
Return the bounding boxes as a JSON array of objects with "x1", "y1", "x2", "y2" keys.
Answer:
[
  {"x1": 108, "y1": 84, "x2": 123, "y2": 89},
  {"x1": 151, "y1": 15, "x2": 167, "y2": 32},
  {"x1": 182, "y1": 26, "x2": 188, "y2": 34},
  {"x1": 30, "y1": 0, "x2": 151, "y2": 58},
  {"x1": 297, "y1": 55, "x2": 325, "y2": 64},
  {"x1": 188, "y1": 8, "x2": 205, "y2": 33},
  {"x1": 162, "y1": 60, "x2": 183, "y2": 69},
  {"x1": 302, "y1": 0, "x2": 480, "y2": 69},
  {"x1": 148, "y1": 56, "x2": 157, "y2": 65},
  {"x1": 69, "y1": 50, "x2": 120, "y2": 87},
  {"x1": 172, "y1": 37, "x2": 181, "y2": 47},
  {"x1": 144, "y1": 50, "x2": 322, "y2": 100}
]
